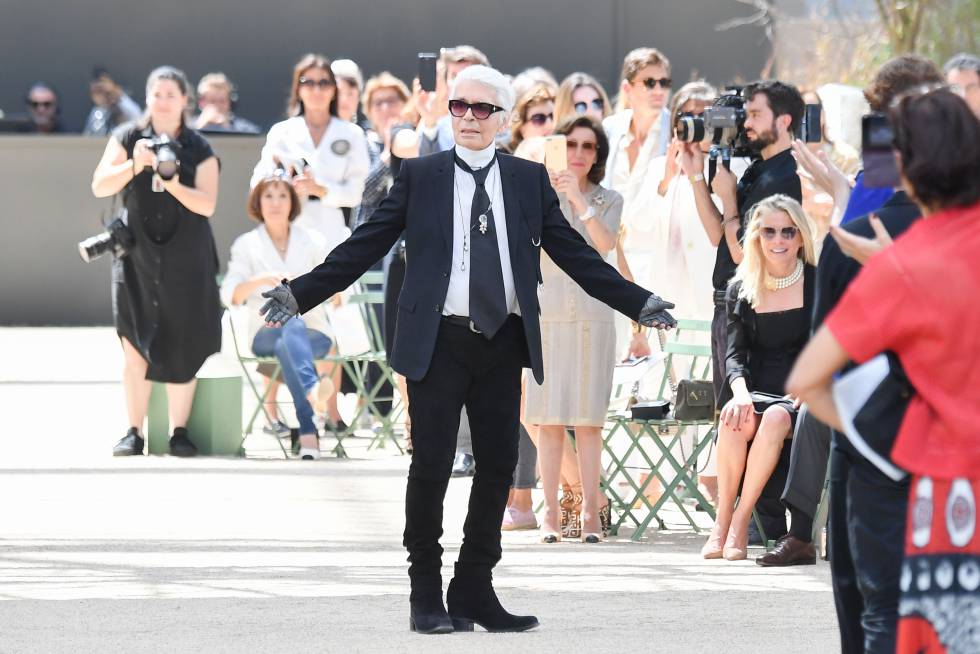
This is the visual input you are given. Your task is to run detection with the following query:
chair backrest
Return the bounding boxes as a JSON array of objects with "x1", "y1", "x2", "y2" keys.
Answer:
[
  {"x1": 328, "y1": 272, "x2": 387, "y2": 355},
  {"x1": 654, "y1": 319, "x2": 713, "y2": 401}
]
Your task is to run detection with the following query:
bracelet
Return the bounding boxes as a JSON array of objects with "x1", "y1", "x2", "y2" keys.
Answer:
[
  {"x1": 722, "y1": 215, "x2": 740, "y2": 227},
  {"x1": 689, "y1": 173, "x2": 705, "y2": 184}
]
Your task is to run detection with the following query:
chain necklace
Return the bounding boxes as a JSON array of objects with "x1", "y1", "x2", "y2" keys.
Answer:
[
  {"x1": 452, "y1": 165, "x2": 496, "y2": 272},
  {"x1": 765, "y1": 258, "x2": 804, "y2": 291}
]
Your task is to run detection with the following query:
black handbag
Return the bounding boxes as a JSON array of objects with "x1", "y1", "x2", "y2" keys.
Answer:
[
  {"x1": 630, "y1": 400, "x2": 671, "y2": 420},
  {"x1": 673, "y1": 379, "x2": 715, "y2": 421}
]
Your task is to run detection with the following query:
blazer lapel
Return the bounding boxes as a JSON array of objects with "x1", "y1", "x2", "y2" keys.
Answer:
[
  {"x1": 434, "y1": 151, "x2": 455, "y2": 254},
  {"x1": 497, "y1": 154, "x2": 525, "y2": 265}
]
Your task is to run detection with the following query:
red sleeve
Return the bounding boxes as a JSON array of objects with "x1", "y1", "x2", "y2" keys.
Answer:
[{"x1": 824, "y1": 249, "x2": 913, "y2": 364}]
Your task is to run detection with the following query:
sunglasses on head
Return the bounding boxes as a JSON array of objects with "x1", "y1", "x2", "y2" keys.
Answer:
[
  {"x1": 528, "y1": 112, "x2": 554, "y2": 126},
  {"x1": 448, "y1": 99, "x2": 505, "y2": 120},
  {"x1": 574, "y1": 98, "x2": 604, "y2": 114},
  {"x1": 29, "y1": 100, "x2": 54, "y2": 108},
  {"x1": 298, "y1": 77, "x2": 335, "y2": 89},
  {"x1": 566, "y1": 139, "x2": 597, "y2": 152},
  {"x1": 638, "y1": 77, "x2": 672, "y2": 90},
  {"x1": 761, "y1": 226, "x2": 799, "y2": 240}
]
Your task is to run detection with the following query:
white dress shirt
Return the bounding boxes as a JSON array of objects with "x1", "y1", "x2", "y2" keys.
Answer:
[
  {"x1": 251, "y1": 116, "x2": 370, "y2": 245},
  {"x1": 442, "y1": 143, "x2": 520, "y2": 319}
]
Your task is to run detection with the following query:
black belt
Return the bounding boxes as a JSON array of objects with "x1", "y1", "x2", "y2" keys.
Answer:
[
  {"x1": 713, "y1": 289, "x2": 727, "y2": 306},
  {"x1": 442, "y1": 314, "x2": 483, "y2": 333}
]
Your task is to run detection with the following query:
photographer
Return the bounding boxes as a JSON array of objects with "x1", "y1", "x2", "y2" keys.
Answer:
[
  {"x1": 91, "y1": 66, "x2": 221, "y2": 458},
  {"x1": 680, "y1": 80, "x2": 804, "y2": 542}
]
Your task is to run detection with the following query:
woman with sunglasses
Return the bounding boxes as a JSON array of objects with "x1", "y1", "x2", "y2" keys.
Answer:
[
  {"x1": 251, "y1": 54, "x2": 370, "y2": 251},
  {"x1": 702, "y1": 194, "x2": 817, "y2": 560},
  {"x1": 553, "y1": 72, "x2": 611, "y2": 124},
  {"x1": 507, "y1": 84, "x2": 555, "y2": 153},
  {"x1": 524, "y1": 115, "x2": 622, "y2": 544}
]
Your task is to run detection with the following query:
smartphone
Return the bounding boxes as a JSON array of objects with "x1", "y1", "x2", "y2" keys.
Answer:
[
  {"x1": 799, "y1": 103, "x2": 822, "y2": 143},
  {"x1": 417, "y1": 53, "x2": 438, "y2": 92},
  {"x1": 861, "y1": 113, "x2": 900, "y2": 188},
  {"x1": 543, "y1": 135, "x2": 568, "y2": 172}
]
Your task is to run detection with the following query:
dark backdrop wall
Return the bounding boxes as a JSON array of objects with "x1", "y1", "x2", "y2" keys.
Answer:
[
  {"x1": 2, "y1": 0, "x2": 767, "y2": 131},
  {"x1": 0, "y1": 0, "x2": 768, "y2": 326}
]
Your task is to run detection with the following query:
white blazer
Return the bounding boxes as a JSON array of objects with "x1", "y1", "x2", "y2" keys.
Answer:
[
  {"x1": 220, "y1": 223, "x2": 332, "y2": 348},
  {"x1": 250, "y1": 116, "x2": 370, "y2": 246}
]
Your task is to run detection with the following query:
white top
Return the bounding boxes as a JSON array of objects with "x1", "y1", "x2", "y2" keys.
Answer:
[
  {"x1": 644, "y1": 155, "x2": 749, "y2": 322},
  {"x1": 442, "y1": 143, "x2": 521, "y2": 319},
  {"x1": 220, "y1": 223, "x2": 333, "y2": 346},
  {"x1": 250, "y1": 116, "x2": 370, "y2": 244}
]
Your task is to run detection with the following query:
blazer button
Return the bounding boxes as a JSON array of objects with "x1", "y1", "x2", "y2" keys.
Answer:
[{"x1": 434, "y1": 304, "x2": 441, "y2": 312}]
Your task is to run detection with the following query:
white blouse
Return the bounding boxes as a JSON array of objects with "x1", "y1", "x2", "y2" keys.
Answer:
[
  {"x1": 251, "y1": 116, "x2": 370, "y2": 245},
  {"x1": 220, "y1": 223, "x2": 332, "y2": 346}
]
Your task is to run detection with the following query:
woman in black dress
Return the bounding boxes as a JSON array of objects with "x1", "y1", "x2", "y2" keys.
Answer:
[
  {"x1": 702, "y1": 195, "x2": 817, "y2": 560},
  {"x1": 91, "y1": 66, "x2": 221, "y2": 457}
]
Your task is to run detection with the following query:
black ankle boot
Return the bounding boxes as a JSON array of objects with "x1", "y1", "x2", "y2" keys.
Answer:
[
  {"x1": 446, "y1": 572, "x2": 538, "y2": 633},
  {"x1": 408, "y1": 593, "x2": 453, "y2": 634}
]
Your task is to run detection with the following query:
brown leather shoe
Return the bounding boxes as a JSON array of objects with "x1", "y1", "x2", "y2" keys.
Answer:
[{"x1": 755, "y1": 535, "x2": 817, "y2": 567}]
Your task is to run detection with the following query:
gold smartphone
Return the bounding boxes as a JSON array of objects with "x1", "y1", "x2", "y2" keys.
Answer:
[{"x1": 543, "y1": 135, "x2": 567, "y2": 172}]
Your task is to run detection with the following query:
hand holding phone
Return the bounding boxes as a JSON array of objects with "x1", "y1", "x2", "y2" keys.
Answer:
[
  {"x1": 543, "y1": 135, "x2": 567, "y2": 172},
  {"x1": 417, "y1": 53, "x2": 438, "y2": 93}
]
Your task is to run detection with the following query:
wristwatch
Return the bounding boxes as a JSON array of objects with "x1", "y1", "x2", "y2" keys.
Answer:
[
  {"x1": 579, "y1": 205, "x2": 596, "y2": 222},
  {"x1": 689, "y1": 173, "x2": 705, "y2": 184}
]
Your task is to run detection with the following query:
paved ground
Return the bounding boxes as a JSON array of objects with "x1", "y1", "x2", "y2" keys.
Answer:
[{"x1": 0, "y1": 328, "x2": 840, "y2": 653}]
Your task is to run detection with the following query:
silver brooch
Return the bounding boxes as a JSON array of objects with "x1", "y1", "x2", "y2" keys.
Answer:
[{"x1": 331, "y1": 139, "x2": 351, "y2": 155}]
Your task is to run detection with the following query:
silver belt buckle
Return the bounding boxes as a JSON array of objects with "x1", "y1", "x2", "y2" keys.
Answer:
[{"x1": 469, "y1": 320, "x2": 482, "y2": 334}]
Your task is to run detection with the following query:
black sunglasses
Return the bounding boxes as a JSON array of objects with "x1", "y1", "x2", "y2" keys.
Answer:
[
  {"x1": 29, "y1": 100, "x2": 54, "y2": 108},
  {"x1": 574, "y1": 98, "x2": 604, "y2": 114},
  {"x1": 761, "y1": 226, "x2": 799, "y2": 240},
  {"x1": 638, "y1": 77, "x2": 672, "y2": 90},
  {"x1": 299, "y1": 77, "x2": 335, "y2": 89},
  {"x1": 566, "y1": 139, "x2": 598, "y2": 152},
  {"x1": 528, "y1": 112, "x2": 554, "y2": 126},
  {"x1": 448, "y1": 99, "x2": 505, "y2": 120}
]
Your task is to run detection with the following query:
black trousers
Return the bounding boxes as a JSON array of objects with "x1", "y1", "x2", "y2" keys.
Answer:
[
  {"x1": 828, "y1": 442, "x2": 909, "y2": 654},
  {"x1": 403, "y1": 315, "x2": 525, "y2": 598},
  {"x1": 781, "y1": 406, "x2": 832, "y2": 524}
]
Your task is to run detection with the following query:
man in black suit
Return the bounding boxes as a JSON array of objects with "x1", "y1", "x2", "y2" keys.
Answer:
[{"x1": 260, "y1": 65, "x2": 676, "y2": 635}]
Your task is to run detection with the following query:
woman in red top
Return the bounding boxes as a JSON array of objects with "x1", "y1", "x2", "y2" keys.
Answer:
[{"x1": 788, "y1": 89, "x2": 980, "y2": 654}]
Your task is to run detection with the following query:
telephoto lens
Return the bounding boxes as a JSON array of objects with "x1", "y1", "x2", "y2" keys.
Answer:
[
  {"x1": 77, "y1": 216, "x2": 135, "y2": 263},
  {"x1": 676, "y1": 113, "x2": 705, "y2": 143}
]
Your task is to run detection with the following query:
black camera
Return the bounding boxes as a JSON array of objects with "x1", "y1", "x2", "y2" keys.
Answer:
[
  {"x1": 861, "y1": 113, "x2": 900, "y2": 188},
  {"x1": 78, "y1": 212, "x2": 135, "y2": 263},
  {"x1": 674, "y1": 87, "x2": 751, "y2": 181},
  {"x1": 145, "y1": 134, "x2": 181, "y2": 180}
]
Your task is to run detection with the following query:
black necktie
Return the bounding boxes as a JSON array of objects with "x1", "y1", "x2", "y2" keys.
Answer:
[{"x1": 455, "y1": 153, "x2": 508, "y2": 339}]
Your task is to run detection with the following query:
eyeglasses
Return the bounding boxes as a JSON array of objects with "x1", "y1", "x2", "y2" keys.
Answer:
[
  {"x1": 566, "y1": 139, "x2": 597, "y2": 152},
  {"x1": 637, "y1": 77, "x2": 672, "y2": 90},
  {"x1": 298, "y1": 77, "x2": 335, "y2": 89},
  {"x1": 761, "y1": 226, "x2": 799, "y2": 240},
  {"x1": 527, "y1": 112, "x2": 554, "y2": 126},
  {"x1": 574, "y1": 98, "x2": 604, "y2": 114},
  {"x1": 29, "y1": 100, "x2": 54, "y2": 109},
  {"x1": 370, "y1": 97, "x2": 403, "y2": 110},
  {"x1": 448, "y1": 99, "x2": 505, "y2": 120}
]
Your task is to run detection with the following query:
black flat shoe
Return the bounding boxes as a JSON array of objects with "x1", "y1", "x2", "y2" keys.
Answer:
[
  {"x1": 169, "y1": 428, "x2": 198, "y2": 457},
  {"x1": 447, "y1": 575, "x2": 539, "y2": 633},
  {"x1": 409, "y1": 596, "x2": 453, "y2": 634},
  {"x1": 113, "y1": 428, "x2": 144, "y2": 456}
]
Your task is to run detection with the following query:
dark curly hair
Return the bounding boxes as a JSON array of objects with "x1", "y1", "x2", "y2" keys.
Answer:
[
  {"x1": 890, "y1": 89, "x2": 980, "y2": 211},
  {"x1": 864, "y1": 55, "x2": 944, "y2": 112},
  {"x1": 553, "y1": 115, "x2": 609, "y2": 185}
]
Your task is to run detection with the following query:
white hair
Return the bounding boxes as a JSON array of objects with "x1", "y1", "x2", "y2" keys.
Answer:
[{"x1": 451, "y1": 65, "x2": 516, "y2": 114}]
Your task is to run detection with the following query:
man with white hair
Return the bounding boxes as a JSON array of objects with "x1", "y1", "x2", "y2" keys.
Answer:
[{"x1": 259, "y1": 65, "x2": 677, "y2": 635}]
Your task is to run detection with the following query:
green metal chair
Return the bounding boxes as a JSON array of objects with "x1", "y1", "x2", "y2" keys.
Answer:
[{"x1": 602, "y1": 319, "x2": 717, "y2": 540}]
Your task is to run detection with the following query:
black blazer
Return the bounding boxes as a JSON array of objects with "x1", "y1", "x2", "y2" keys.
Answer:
[{"x1": 289, "y1": 149, "x2": 652, "y2": 383}]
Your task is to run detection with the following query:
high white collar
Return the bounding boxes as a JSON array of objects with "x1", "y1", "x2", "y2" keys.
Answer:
[{"x1": 454, "y1": 142, "x2": 496, "y2": 170}]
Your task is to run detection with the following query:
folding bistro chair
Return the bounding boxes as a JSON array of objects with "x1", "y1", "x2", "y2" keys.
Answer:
[{"x1": 602, "y1": 319, "x2": 717, "y2": 540}]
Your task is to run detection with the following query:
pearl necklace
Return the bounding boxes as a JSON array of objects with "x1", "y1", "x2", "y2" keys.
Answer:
[{"x1": 765, "y1": 258, "x2": 804, "y2": 291}]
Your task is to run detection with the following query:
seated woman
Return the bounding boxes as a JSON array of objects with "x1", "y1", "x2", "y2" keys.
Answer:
[
  {"x1": 703, "y1": 194, "x2": 817, "y2": 560},
  {"x1": 220, "y1": 175, "x2": 336, "y2": 459}
]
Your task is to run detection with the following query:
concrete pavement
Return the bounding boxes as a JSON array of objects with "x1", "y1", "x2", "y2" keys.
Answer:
[{"x1": 0, "y1": 328, "x2": 840, "y2": 653}]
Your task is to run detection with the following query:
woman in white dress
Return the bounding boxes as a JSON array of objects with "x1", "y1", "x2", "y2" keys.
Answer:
[
  {"x1": 525, "y1": 116, "x2": 622, "y2": 543},
  {"x1": 221, "y1": 176, "x2": 336, "y2": 459},
  {"x1": 251, "y1": 53, "x2": 370, "y2": 251}
]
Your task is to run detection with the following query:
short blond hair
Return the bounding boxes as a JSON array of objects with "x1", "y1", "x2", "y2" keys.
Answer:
[
  {"x1": 361, "y1": 71, "x2": 410, "y2": 116},
  {"x1": 197, "y1": 72, "x2": 234, "y2": 98},
  {"x1": 620, "y1": 47, "x2": 671, "y2": 83}
]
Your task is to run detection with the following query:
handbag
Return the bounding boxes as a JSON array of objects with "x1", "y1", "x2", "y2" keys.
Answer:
[
  {"x1": 673, "y1": 379, "x2": 715, "y2": 421},
  {"x1": 630, "y1": 400, "x2": 671, "y2": 421}
]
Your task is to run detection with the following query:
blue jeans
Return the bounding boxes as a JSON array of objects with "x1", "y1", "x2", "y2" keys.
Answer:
[{"x1": 252, "y1": 318, "x2": 332, "y2": 435}]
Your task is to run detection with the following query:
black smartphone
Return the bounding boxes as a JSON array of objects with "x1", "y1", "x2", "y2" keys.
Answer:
[
  {"x1": 799, "y1": 103, "x2": 822, "y2": 143},
  {"x1": 861, "y1": 113, "x2": 900, "y2": 188},
  {"x1": 418, "y1": 52, "x2": 438, "y2": 92}
]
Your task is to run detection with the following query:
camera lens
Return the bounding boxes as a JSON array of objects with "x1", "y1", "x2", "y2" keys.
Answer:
[
  {"x1": 78, "y1": 232, "x2": 113, "y2": 263},
  {"x1": 676, "y1": 115, "x2": 705, "y2": 143},
  {"x1": 155, "y1": 147, "x2": 179, "y2": 181}
]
